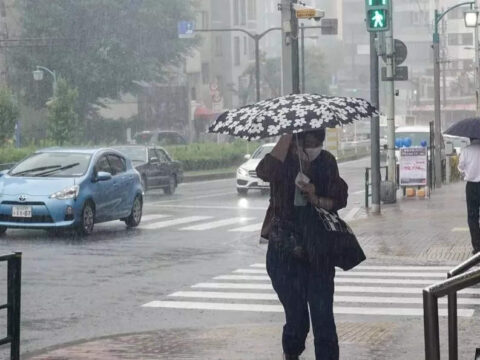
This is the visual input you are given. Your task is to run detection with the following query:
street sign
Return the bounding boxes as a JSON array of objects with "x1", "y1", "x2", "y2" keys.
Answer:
[
  {"x1": 321, "y1": 18, "x2": 338, "y2": 35},
  {"x1": 178, "y1": 21, "x2": 195, "y2": 39},
  {"x1": 381, "y1": 66, "x2": 409, "y2": 81},
  {"x1": 296, "y1": 8, "x2": 317, "y2": 19},
  {"x1": 365, "y1": 0, "x2": 390, "y2": 32},
  {"x1": 382, "y1": 39, "x2": 408, "y2": 65}
]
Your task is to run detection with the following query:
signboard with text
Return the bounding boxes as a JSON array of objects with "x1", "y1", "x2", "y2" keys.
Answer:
[{"x1": 399, "y1": 147, "x2": 428, "y2": 186}]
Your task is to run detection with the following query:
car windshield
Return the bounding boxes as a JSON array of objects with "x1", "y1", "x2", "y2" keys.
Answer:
[
  {"x1": 395, "y1": 132, "x2": 430, "y2": 147},
  {"x1": 114, "y1": 147, "x2": 146, "y2": 163},
  {"x1": 135, "y1": 133, "x2": 154, "y2": 145},
  {"x1": 9, "y1": 152, "x2": 92, "y2": 177},
  {"x1": 252, "y1": 145, "x2": 274, "y2": 159}
]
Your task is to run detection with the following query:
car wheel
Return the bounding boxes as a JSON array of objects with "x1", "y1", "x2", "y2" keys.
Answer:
[
  {"x1": 164, "y1": 176, "x2": 176, "y2": 195},
  {"x1": 237, "y1": 188, "x2": 248, "y2": 196},
  {"x1": 0, "y1": 226, "x2": 6, "y2": 236},
  {"x1": 125, "y1": 195, "x2": 142, "y2": 228},
  {"x1": 77, "y1": 201, "x2": 95, "y2": 236},
  {"x1": 141, "y1": 175, "x2": 148, "y2": 193}
]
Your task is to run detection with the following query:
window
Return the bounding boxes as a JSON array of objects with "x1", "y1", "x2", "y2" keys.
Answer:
[
  {"x1": 200, "y1": 11, "x2": 209, "y2": 28},
  {"x1": 107, "y1": 155, "x2": 126, "y2": 175},
  {"x1": 240, "y1": 0, "x2": 247, "y2": 25},
  {"x1": 215, "y1": 36, "x2": 223, "y2": 57},
  {"x1": 248, "y1": 0, "x2": 256, "y2": 20},
  {"x1": 233, "y1": 0, "x2": 240, "y2": 25},
  {"x1": 448, "y1": 32, "x2": 473, "y2": 46},
  {"x1": 244, "y1": 37, "x2": 247, "y2": 55},
  {"x1": 95, "y1": 156, "x2": 111, "y2": 174},
  {"x1": 234, "y1": 36, "x2": 241, "y2": 66},
  {"x1": 154, "y1": 149, "x2": 169, "y2": 163},
  {"x1": 211, "y1": 0, "x2": 223, "y2": 21},
  {"x1": 201, "y1": 62, "x2": 210, "y2": 84},
  {"x1": 148, "y1": 149, "x2": 159, "y2": 163}
]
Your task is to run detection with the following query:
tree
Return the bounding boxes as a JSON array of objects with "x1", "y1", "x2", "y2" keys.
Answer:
[
  {"x1": 9, "y1": 0, "x2": 196, "y2": 137},
  {"x1": 47, "y1": 78, "x2": 79, "y2": 145},
  {"x1": 303, "y1": 48, "x2": 329, "y2": 95},
  {"x1": 0, "y1": 87, "x2": 20, "y2": 145}
]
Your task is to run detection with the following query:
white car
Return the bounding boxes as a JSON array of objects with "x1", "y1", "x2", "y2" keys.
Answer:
[{"x1": 236, "y1": 143, "x2": 275, "y2": 196}]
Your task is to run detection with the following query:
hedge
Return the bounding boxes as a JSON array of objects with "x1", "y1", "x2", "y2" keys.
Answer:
[{"x1": 0, "y1": 141, "x2": 260, "y2": 172}]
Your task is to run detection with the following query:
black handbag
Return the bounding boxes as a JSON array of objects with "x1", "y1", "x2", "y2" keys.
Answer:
[{"x1": 303, "y1": 206, "x2": 366, "y2": 271}]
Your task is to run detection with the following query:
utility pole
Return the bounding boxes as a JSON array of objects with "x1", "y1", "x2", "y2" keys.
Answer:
[
  {"x1": 281, "y1": 0, "x2": 294, "y2": 95},
  {"x1": 385, "y1": 3, "x2": 396, "y2": 190},
  {"x1": 433, "y1": 9, "x2": 443, "y2": 189},
  {"x1": 474, "y1": 1, "x2": 480, "y2": 115},
  {"x1": 370, "y1": 32, "x2": 381, "y2": 214}
]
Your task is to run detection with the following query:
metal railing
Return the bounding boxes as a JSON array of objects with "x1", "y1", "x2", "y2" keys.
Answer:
[
  {"x1": 364, "y1": 166, "x2": 388, "y2": 208},
  {"x1": 0, "y1": 253, "x2": 22, "y2": 360},
  {"x1": 423, "y1": 253, "x2": 480, "y2": 360}
]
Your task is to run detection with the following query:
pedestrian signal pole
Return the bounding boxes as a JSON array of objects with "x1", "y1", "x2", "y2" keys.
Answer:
[{"x1": 366, "y1": 0, "x2": 391, "y2": 211}]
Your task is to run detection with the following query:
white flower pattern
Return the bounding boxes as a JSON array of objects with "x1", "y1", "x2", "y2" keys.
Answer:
[{"x1": 208, "y1": 94, "x2": 377, "y2": 140}]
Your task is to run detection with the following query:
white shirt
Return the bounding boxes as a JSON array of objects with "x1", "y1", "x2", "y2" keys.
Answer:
[{"x1": 459, "y1": 141, "x2": 480, "y2": 182}]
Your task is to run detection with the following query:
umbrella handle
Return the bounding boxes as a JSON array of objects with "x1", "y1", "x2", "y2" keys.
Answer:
[{"x1": 295, "y1": 133, "x2": 304, "y2": 175}]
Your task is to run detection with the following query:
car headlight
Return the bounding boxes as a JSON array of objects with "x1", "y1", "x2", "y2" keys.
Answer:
[
  {"x1": 237, "y1": 167, "x2": 249, "y2": 176},
  {"x1": 50, "y1": 185, "x2": 80, "y2": 200}
]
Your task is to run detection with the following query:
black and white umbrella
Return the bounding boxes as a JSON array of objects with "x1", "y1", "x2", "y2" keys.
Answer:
[{"x1": 208, "y1": 93, "x2": 378, "y2": 140}]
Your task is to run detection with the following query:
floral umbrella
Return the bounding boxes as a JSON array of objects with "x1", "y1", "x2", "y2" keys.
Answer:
[{"x1": 208, "y1": 93, "x2": 378, "y2": 141}]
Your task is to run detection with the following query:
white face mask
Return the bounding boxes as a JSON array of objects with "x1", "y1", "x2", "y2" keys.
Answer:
[{"x1": 305, "y1": 146, "x2": 323, "y2": 161}]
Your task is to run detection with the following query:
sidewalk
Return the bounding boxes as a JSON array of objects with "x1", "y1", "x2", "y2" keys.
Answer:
[{"x1": 26, "y1": 181, "x2": 480, "y2": 360}]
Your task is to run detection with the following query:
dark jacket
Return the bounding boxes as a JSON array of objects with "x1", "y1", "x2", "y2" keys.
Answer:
[{"x1": 257, "y1": 150, "x2": 348, "y2": 239}]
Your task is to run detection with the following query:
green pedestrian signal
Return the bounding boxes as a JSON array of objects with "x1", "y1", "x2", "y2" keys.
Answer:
[
  {"x1": 368, "y1": 9, "x2": 388, "y2": 29},
  {"x1": 365, "y1": 0, "x2": 390, "y2": 32}
]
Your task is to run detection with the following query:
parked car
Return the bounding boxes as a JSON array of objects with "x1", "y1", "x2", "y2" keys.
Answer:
[
  {"x1": 236, "y1": 143, "x2": 275, "y2": 196},
  {"x1": 134, "y1": 130, "x2": 187, "y2": 146},
  {"x1": 113, "y1": 145, "x2": 183, "y2": 194},
  {"x1": 0, "y1": 148, "x2": 143, "y2": 236}
]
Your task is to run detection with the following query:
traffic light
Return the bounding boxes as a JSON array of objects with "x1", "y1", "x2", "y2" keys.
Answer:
[{"x1": 365, "y1": 0, "x2": 390, "y2": 32}]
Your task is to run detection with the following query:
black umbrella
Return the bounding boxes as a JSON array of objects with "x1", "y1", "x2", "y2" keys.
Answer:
[
  {"x1": 208, "y1": 93, "x2": 378, "y2": 141},
  {"x1": 444, "y1": 117, "x2": 480, "y2": 139}
]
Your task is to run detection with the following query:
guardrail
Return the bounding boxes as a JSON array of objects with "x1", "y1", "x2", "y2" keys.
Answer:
[
  {"x1": 364, "y1": 166, "x2": 388, "y2": 208},
  {"x1": 0, "y1": 252, "x2": 22, "y2": 360},
  {"x1": 423, "y1": 253, "x2": 480, "y2": 360}
]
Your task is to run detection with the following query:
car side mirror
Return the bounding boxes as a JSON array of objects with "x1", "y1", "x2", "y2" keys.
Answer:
[
  {"x1": 244, "y1": 154, "x2": 251, "y2": 160},
  {"x1": 96, "y1": 171, "x2": 112, "y2": 182}
]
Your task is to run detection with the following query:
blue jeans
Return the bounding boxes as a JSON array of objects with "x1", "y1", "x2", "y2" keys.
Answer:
[{"x1": 267, "y1": 239, "x2": 338, "y2": 360}]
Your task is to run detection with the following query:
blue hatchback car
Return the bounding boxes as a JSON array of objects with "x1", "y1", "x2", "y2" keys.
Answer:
[{"x1": 0, "y1": 148, "x2": 143, "y2": 236}]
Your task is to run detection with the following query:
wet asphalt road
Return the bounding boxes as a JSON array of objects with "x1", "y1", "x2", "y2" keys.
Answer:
[{"x1": 0, "y1": 157, "x2": 369, "y2": 357}]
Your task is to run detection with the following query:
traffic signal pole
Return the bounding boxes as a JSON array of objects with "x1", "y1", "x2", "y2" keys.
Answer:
[
  {"x1": 281, "y1": 0, "x2": 294, "y2": 94},
  {"x1": 385, "y1": 7, "x2": 396, "y2": 189},
  {"x1": 370, "y1": 33, "x2": 381, "y2": 214}
]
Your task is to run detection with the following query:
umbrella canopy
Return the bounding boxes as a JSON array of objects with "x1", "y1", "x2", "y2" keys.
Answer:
[
  {"x1": 208, "y1": 94, "x2": 378, "y2": 141},
  {"x1": 444, "y1": 117, "x2": 480, "y2": 139}
]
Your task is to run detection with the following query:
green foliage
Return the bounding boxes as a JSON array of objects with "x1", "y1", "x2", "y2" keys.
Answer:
[
  {"x1": 165, "y1": 141, "x2": 260, "y2": 171},
  {"x1": 47, "y1": 78, "x2": 79, "y2": 145},
  {"x1": 9, "y1": 0, "x2": 197, "y2": 123},
  {"x1": 0, "y1": 87, "x2": 20, "y2": 145},
  {"x1": 303, "y1": 48, "x2": 329, "y2": 95},
  {"x1": 0, "y1": 146, "x2": 36, "y2": 167}
]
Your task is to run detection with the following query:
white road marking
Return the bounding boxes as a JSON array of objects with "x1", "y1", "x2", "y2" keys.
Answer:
[
  {"x1": 168, "y1": 291, "x2": 480, "y2": 305},
  {"x1": 149, "y1": 191, "x2": 235, "y2": 205},
  {"x1": 249, "y1": 264, "x2": 456, "y2": 271},
  {"x1": 452, "y1": 227, "x2": 469, "y2": 232},
  {"x1": 191, "y1": 282, "x2": 480, "y2": 295},
  {"x1": 142, "y1": 301, "x2": 474, "y2": 317},
  {"x1": 148, "y1": 204, "x2": 267, "y2": 211},
  {"x1": 141, "y1": 214, "x2": 171, "y2": 222},
  {"x1": 229, "y1": 223, "x2": 263, "y2": 232},
  {"x1": 141, "y1": 216, "x2": 213, "y2": 230},
  {"x1": 181, "y1": 217, "x2": 255, "y2": 231},
  {"x1": 351, "y1": 190, "x2": 366, "y2": 195},
  {"x1": 233, "y1": 269, "x2": 447, "y2": 278}
]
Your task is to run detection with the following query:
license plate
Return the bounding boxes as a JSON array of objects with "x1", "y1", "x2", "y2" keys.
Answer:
[{"x1": 12, "y1": 206, "x2": 32, "y2": 218}]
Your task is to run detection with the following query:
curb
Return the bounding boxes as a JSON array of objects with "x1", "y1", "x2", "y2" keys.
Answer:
[{"x1": 183, "y1": 153, "x2": 370, "y2": 183}]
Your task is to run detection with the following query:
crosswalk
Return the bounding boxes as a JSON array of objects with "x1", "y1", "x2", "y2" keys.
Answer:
[
  {"x1": 138, "y1": 207, "x2": 362, "y2": 233},
  {"x1": 142, "y1": 263, "x2": 480, "y2": 318}
]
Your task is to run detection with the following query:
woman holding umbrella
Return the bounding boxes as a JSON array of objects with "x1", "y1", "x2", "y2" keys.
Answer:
[
  {"x1": 256, "y1": 130, "x2": 346, "y2": 360},
  {"x1": 209, "y1": 94, "x2": 373, "y2": 360}
]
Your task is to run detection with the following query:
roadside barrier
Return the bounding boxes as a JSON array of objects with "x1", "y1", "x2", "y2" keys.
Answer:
[{"x1": 423, "y1": 253, "x2": 480, "y2": 360}]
